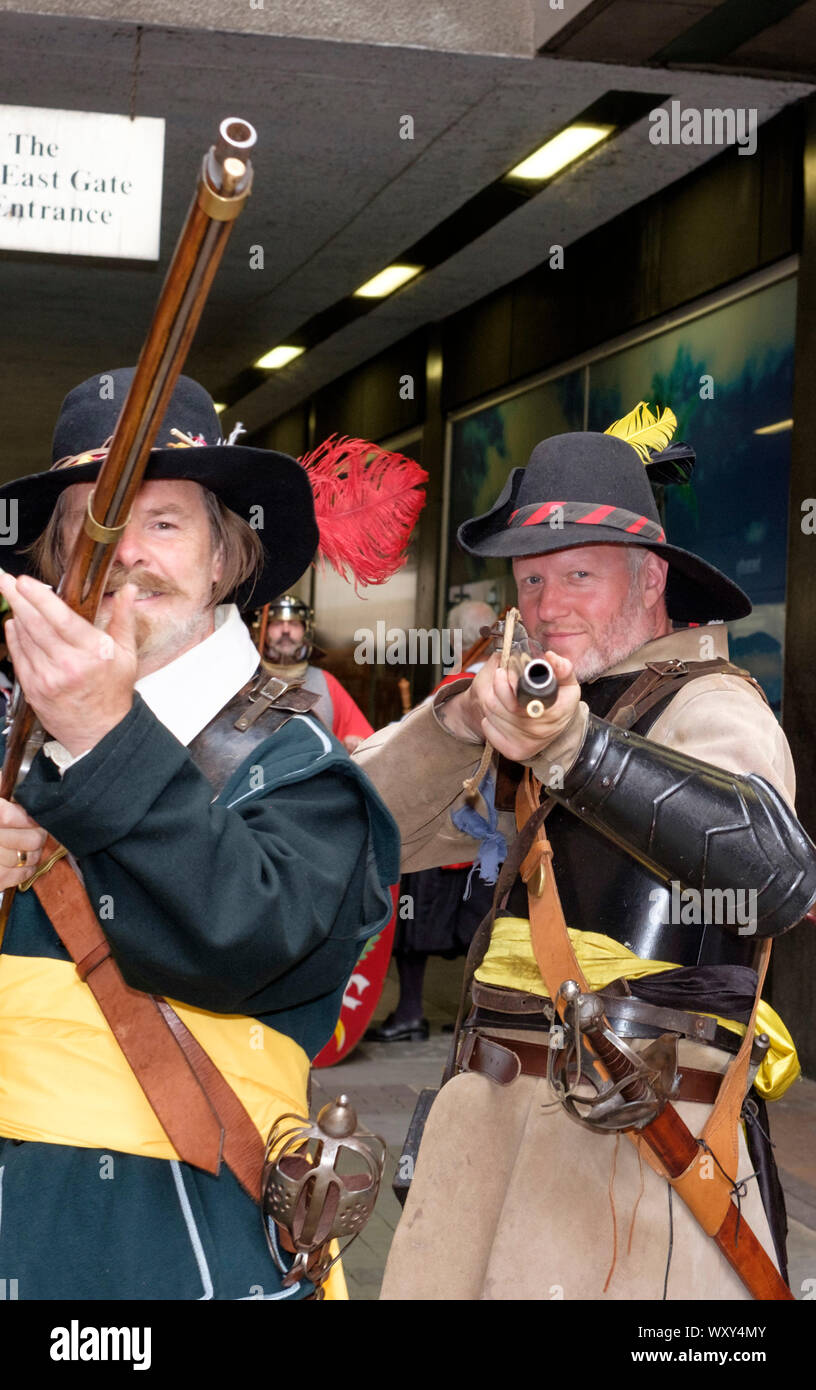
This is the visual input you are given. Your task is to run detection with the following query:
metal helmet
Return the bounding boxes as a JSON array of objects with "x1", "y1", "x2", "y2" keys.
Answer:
[{"x1": 263, "y1": 593, "x2": 315, "y2": 663}]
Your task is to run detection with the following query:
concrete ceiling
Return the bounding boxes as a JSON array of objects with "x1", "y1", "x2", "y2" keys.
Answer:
[
  {"x1": 0, "y1": 8, "x2": 812, "y2": 481},
  {"x1": 543, "y1": 0, "x2": 816, "y2": 79}
]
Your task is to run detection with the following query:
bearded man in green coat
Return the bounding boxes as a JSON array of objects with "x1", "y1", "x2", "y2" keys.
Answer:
[{"x1": 0, "y1": 369, "x2": 398, "y2": 1301}]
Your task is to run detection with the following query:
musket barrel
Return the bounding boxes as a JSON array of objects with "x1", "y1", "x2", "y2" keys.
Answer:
[
  {"x1": 1, "y1": 118, "x2": 257, "y2": 821},
  {"x1": 61, "y1": 119, "x2": 258, "y2": 616},
  {"x1": 507, "y1": 652, "x2": 558, "y2": 717},
  {"x1": 206, "y1": 118, "x2": 256, "y2": 201}
]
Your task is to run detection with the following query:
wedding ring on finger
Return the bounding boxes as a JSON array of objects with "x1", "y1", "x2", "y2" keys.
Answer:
[{"x1": 16, "y1": 850, "x2": 27, "y2": 868}]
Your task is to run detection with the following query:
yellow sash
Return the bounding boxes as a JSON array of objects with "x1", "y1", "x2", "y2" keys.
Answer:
[
  {"x1": 0, "y1": 952, "x2": 309, "y2": 1155},
  {"x1": 475, "y1": 918, "x2": 799, "y2": 1101},
  {"x1": 0, "y1": 953, "x2": 350, "y2": 1300}
]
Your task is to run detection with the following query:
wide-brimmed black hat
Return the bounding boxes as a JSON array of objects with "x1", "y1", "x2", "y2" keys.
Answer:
[
  {"x1": 457, "y1": 430, "x2": 750, "y2": 623},
  {"x1": 0, "y1": 368, "x2": 318, "y2": 608}
]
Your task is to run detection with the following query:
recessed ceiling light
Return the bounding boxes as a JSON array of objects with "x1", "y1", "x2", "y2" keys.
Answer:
[
  {"x1": 754, "y1": 418, "x2": 793, "y2": 435},
  {"x1": 507, "y1": 123, "x2": 615, "y2": 181},
  {"x1": 354, "y1": 264, "x2": 422, "y2": 299},
  {"x1": 254, "y1": 345, "x2": 305, "y2": 370}
]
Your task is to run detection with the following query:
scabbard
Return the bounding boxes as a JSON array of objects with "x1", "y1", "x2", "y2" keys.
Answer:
[{"x1": 638, "y1": 1104, "x2": 792, "y2": 1300}]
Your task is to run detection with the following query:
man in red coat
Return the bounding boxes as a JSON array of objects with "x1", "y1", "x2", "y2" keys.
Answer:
[{"x1": 261, "y1": 594, "x2": 373, "y2": 751}]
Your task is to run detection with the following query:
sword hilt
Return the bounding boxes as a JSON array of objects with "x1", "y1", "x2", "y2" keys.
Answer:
[{"x1": 570, "y1": 983, "x2": 652, "y2": 1104}]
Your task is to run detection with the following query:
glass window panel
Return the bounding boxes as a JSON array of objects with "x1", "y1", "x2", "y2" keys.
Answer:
[
  {"x1": 446, "y1": 369, "x2": 585, "y2": 612},
  {"x1": 586, "y1": 276, "x2": 796, "y2": 713}
]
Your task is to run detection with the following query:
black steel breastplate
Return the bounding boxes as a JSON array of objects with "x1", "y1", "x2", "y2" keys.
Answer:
[{"x1": 507, "y1": 673, "x2": 758, "y2": 969}]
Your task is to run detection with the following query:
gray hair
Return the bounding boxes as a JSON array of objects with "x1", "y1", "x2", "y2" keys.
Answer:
[{"x1": 446, "y1": 599, "x2": 498, "y2": 651}]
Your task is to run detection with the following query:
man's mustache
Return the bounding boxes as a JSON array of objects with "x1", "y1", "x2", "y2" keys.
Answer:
[{"x1": 103, "y1": 566, "x2": 181, "y2": 597}]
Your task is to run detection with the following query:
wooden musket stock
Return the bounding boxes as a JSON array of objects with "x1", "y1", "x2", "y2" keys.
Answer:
[{"x1": 0, "y1": 115, "x2": 257, "y2": 926}]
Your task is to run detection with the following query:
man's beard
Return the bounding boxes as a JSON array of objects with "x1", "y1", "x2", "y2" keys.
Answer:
[
  {"x1": 531, "y1": 578, "x2": 658, "y2": 684},
  {"x1": 265, "y1": 637, "x2": 306, "y2": 662},
  {"x1": 98, "y1": 565, "x2": 209, "y2": 663}
]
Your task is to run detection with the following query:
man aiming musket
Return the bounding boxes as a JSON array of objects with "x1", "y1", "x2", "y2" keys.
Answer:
[
  {"x1": 0, "y1": 368, "x2": 405, "y2": 1299},
  {"x1": 356, "y1": 403, "x2": 816, "y2": 1301},
  {"x1": 0, "y1": 123, "x2": 413, "y2": 1300}
]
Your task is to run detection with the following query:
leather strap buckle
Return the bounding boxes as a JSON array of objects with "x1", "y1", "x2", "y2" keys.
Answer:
[
  {"x1": 233, "y1": 676, "x2": 289, "y2": 731},
  {"x1": 645, "y1": 659, "x2": 688, "y2": 676},
  {"x1": 522, "y1": 851, "x2": 548, "y2": 898}
]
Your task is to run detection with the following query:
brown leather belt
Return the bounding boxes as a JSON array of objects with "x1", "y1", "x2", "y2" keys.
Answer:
[
  {"x1": 471, "y1": 981, "x2": 767, "y2": 1063},
  {"x1": 459, "y1": 1032, "x2": 724, "y2": 1105}
]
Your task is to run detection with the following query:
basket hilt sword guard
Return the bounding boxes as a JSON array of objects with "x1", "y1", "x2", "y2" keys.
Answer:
[{"x1": 547, "y1": 979, "x2": 681, "y2": 1132}]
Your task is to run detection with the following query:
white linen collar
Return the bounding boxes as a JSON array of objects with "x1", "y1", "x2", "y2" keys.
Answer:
[{"x1": 133, "y1": 603, "x2": 260, "y2": 747}]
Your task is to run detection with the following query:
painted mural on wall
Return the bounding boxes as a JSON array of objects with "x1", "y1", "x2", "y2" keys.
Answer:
[{"x1": 447, "y1": 276, "x2": 796, "y2": 712}]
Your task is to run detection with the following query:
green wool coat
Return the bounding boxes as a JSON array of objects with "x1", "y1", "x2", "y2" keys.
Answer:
[{"x1": 0, "y1": 695, "x2": 399, "y2": 1300}]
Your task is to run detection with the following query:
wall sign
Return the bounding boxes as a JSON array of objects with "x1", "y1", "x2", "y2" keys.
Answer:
[{"x1": 0, "y1": 106, "x2": 165, "y2": 260}]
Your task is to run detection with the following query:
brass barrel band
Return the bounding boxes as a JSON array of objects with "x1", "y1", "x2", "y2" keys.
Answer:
[
  {"x1": 84, "y1": 495, "x2": 130, "y2": 544},
  {"x1": 197, "y1": 180, "x2": 249, "y2": 223}
]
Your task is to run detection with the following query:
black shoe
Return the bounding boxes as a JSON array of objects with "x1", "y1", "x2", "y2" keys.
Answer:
[{"x1": 364, "y1": 1013, "x2": 430, "y2": 1043}]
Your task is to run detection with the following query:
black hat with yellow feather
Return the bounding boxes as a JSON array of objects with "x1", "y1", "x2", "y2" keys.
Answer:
[{"x1": 457, "y1": 402, "x2": 751, "y2": 623}]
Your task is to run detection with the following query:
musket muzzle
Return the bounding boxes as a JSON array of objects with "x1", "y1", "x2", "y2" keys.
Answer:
[
  {"x1": 204, "y1": 118, "x2": 257, "y2": 202},
  {"x1": 510, "y1": 654, "x2": 558, "y2": 717},
  {"x1": 215, "y1": 117, "x2": 257, "y2": 163}
]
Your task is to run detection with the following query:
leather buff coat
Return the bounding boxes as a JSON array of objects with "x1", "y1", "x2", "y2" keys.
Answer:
[{"x1": 353, "y1": 623, "x2": 799, "y2": 1301}]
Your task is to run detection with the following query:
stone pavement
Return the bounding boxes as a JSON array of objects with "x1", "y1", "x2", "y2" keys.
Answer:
[{"x1": 310, "y1": 958, "x2": 816, "y2": 1301}]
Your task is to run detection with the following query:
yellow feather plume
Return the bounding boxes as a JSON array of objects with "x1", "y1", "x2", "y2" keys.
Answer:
[{"x1": 604, "y1": 401, "x2": 677, "y2": 464}]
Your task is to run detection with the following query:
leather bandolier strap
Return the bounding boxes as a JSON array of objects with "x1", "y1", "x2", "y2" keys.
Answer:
[
  {"x1": 25, "y1": 668, "x2": 322, "y2": 1207},
  {"x1": 32, "y1": 841, "x2": 240, "y2": 1185}
]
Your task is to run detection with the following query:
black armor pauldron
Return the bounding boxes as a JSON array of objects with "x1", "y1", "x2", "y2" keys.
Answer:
[{"x1": 550, "y1": 712, "x2": 816, "y2": 939}]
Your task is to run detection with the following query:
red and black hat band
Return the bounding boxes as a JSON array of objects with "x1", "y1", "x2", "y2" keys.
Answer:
[{"x1": 507, "y1": 500, "x2": 665, "y2": 543}]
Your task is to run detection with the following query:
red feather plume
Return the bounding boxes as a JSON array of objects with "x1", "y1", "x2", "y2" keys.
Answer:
[{"x1": 299, "y1": 435, "x2": 428, "y2": 589}]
